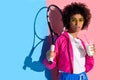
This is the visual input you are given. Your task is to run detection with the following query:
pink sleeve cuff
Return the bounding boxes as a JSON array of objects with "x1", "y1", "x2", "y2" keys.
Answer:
[{"x1": 43, "y1": 58, "x2": 56, "y2": 70}]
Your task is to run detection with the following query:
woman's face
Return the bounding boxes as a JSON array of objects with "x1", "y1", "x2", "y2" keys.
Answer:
[{"x1": 69, "y1": 14, "x2": 84, "y2": 33}]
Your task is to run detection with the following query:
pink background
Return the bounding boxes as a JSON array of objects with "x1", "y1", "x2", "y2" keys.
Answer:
[{"x1": 47, "y1": 0, "x2": 120, "y2": 80}]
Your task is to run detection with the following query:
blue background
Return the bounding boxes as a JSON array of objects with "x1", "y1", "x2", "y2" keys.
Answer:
[{"x1": 0, "y1": 0, "x2": 52, "y2": 80}]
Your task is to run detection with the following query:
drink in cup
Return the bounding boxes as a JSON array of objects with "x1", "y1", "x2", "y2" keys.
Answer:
[{"x1": 86, "y1": 41, "x2": 95, "y2": 56}]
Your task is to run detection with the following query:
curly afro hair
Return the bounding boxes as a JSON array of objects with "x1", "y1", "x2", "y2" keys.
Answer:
[{"x1": 62, "y1": 2, "x2": 91, "y2": 30}]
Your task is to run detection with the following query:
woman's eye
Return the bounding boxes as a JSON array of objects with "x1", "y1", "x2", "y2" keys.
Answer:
[
  {"x1": 79, "y1": 19, "x2": 84, "y2": 22},
  {"x1": 71, "y1": 18, "x2": 84, "y2": 23},
  {"x1": 71, "y1": 19, "x2": 76, "y2": 22}
]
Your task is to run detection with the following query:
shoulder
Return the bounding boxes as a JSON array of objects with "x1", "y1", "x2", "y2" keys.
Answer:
[
  {"x1": 55, "y1": 31, "x2": 69, "y2": 43},
  {"x1": 54, "y1": 31, "x2": 70, "y2": 52}
]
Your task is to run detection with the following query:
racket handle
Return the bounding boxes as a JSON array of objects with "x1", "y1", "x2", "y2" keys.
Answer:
[
  {"x1": 48, "y1": 58, "x2": 54, "y2": 63},
  {"x1": 23, "y1": 65, "x2": 27, "y2": 70},
  {"x1": 50, "y1": 44, "x2": 55, "y2": 51}
]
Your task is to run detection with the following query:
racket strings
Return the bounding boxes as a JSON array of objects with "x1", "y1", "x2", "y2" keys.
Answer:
[{"x1": 47, "y1": 4, "x2": 63, "y2": 44}]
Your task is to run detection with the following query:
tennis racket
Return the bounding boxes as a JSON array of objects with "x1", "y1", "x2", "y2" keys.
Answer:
[
  {"x1": 47, "y1": 4, "x2": 64, "y2": 63},
  {"x1": 23, "y1": 4, "x2": 63, "y2": 69}
]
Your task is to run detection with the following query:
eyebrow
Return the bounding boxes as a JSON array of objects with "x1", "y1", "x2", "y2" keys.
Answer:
[{"x1": 71, "y1": 17, "x2": 84, "y2": 20}]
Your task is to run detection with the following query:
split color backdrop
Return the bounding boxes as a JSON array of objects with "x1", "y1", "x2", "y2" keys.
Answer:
[{"x1": 0, "y1": 0, "x2": 120, "y2": 80}]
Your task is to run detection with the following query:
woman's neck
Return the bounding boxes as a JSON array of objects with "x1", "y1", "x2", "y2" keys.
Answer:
[{"x1": 68, "y1": 31, "x2": 78, "y2": 38}]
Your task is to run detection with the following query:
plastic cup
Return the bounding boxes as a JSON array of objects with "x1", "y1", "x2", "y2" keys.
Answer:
[{"x1": 86, "y1": 41, "x2": 95, "y2": 56}]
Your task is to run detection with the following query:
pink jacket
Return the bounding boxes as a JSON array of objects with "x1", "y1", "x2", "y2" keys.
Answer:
[{"x1": 43, "y1": 31, "x2": 94, "y2": 73}]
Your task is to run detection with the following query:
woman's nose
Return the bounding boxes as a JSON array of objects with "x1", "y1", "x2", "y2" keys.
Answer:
[{"x1": 75, "y1": 20, "x2": 80, "y2": 26}]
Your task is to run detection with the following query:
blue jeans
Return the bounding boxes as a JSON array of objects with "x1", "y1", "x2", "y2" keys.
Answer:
[{"x1": 60, "y1": 72, "x2": 88, "y2": 80}]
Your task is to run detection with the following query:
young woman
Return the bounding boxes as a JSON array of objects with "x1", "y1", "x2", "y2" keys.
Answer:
[{"x1": 44, "y1": 2, "x2": 95, "y2": 80}]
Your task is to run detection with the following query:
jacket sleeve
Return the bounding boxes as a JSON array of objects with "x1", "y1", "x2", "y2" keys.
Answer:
[
  {"x1": 43, "y1": 58, "x2": 56, "y2": 70},
  {"x1": 80, "y1": 39, "x2": 94, "y2": 72},
  {"x1": 85, "y1": 55, "x2": 94, "y2": 72},
  {"x1": 43, "y1": 38, "x2": 60, "y2": 70}
]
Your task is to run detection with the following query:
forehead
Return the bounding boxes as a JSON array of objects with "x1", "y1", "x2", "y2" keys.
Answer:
[{"x1": 71, "y1": 14, "x2": 84, "y2": 19}]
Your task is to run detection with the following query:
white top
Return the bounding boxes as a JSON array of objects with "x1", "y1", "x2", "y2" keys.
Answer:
[{"x1": 68, "y1": 33, "x2": 85, "y2": 74}]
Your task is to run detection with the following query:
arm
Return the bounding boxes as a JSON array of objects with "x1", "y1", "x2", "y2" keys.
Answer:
[
  {"x1": 80, "y1": 39, "x2": 94, "y2": 72},
  {"x1": 43, "y1": 39, "x2": 60, "y2": 70},
  {"x1": 85, "y1": 55, "x2": 94, "y2": 72}
]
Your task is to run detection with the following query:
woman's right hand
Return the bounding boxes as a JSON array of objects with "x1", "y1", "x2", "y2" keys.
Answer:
[
  {"x1": 46, "y1": 50, "x2": 55, "y2": 60},
  {"x1": 46, "y1": 45, "x2": 55, "y2": 62}
]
